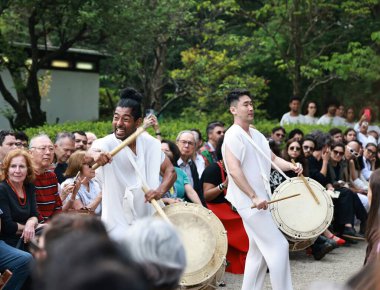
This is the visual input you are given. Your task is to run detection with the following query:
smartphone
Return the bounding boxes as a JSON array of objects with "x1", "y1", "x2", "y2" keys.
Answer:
[{"x1": 364, "y1": 108, "x2": 371, "y2": 121}]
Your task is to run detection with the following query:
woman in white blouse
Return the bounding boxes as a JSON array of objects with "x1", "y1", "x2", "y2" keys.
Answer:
[{"x1": 302, "y1": 101, "x2": 318, "y2": 124}]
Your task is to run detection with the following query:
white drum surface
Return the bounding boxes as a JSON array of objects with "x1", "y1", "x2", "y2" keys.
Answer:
[{"x1": 271, "y1": 177, "x2": 334, "y2": 240}]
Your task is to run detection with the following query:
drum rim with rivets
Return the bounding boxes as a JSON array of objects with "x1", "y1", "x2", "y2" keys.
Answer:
[
  {"x1": 270, "y1": 176, "x2": 334, "y2": 240},
  {"x1": 154, "y1": 202, "x2": 227, "y2": 287}
]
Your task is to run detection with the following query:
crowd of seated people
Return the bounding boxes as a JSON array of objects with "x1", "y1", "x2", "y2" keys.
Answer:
[{"x1": 0, "y1": 98, "x2": 380, "y2": 289}]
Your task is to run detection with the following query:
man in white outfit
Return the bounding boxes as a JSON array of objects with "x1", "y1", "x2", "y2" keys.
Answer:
[
  {"x1": 88, "y1": 88, "x2": 176, "y2": 240},
  {"x1": 222, "y1": 89, "x2": 302, "y2": 290}
]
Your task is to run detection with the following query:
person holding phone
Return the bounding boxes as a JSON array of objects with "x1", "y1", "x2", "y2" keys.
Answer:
[{"x1": 356, "y1": 108, "x2": 377, "y2": 148}]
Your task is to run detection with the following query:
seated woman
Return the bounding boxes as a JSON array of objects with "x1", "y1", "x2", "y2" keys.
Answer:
[
  {"x1": 61, "y1": 151, "x2": 102, "y2": 215},
  {"x1": 0, "y1": 149, "x2": 40, "y2": 248},
  {"x1": 160, "y1": 140, "x2": 202, "y2": 205},
  {"x1": 201, "y1": 136, "x2": 248, "y2": 274}
]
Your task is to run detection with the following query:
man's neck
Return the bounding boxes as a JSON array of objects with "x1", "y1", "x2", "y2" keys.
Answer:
[
  {"x1": 34, "y1": 166, "x2": 47, "y2": 175},
  {"x1": 289, "y1": 111, "x2": 299, "y2": 117},
  {"x1": 180, "y1": 156, "x2": 191, "y2": 165},
  {"x1": 207, "y1": 140, "x2": 216, "y2": 150},
  {"x1": 234, "y1": 119, "x2": 250, "y2": 133}
]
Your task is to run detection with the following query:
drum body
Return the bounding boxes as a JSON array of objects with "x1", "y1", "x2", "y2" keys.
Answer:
[
  {"x1": 270, "y1": 177, "x2": 334, "y2": 251},
  {"x1": 155, "y1": 203, "x2": 228, "y2": 289}
]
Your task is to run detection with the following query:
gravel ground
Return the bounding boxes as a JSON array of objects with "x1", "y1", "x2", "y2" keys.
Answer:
[{"x1": 223, "y1": 240, "x2": 366, "y2": 290}]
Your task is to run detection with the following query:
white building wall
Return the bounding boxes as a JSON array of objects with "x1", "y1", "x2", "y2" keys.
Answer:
[{"x1": 0, "y1": 69, "x2": 99, "y2": 130}]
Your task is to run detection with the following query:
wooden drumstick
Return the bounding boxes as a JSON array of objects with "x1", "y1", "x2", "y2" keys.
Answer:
[
  {"x1": 92, "y1": 126, "x2": 146, "y2": 170},
  {"x1": 90, "y1": 122, "x2": 171, "y2": 223},
  {"x1": 291, "y1": 160, "x2": 320, "y2": 205},
  {"x1": 251, "y1": 193, "x2": 300, "y2": 209}
]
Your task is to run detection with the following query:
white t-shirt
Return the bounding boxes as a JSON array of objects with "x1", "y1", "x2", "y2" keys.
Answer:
[
  {"x1": 280, "y1": 112, "x2": 305, "y2": 126},
  {"x1": 317, "y1": 115, "x2": 345, "y2": 126},
  {"x1": 222, "y1": 125, "x2": 272, "y2": 210},
  {"x1": 92, "y1": 132, "x2": 165, "y2": 240},
  {"x1": 302, "y1": 115, "x2": 318, "y2": 125}
]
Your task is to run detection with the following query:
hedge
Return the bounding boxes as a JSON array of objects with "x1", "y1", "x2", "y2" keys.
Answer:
[{"x1": 24, "y1": 117, "x2": 343, "y2": 142}]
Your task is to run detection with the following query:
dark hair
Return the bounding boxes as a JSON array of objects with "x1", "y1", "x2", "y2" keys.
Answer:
[
  {"x1": 39, "y1": 231, "x2": 148, "y2": 290},
  {"x1": 324, "y1": 99, "x2": 339, "y2": 110},
  {"x1": 117, "y1": 87, "x2": 143, "y2": 120},
  {"x1": 0, "y1": 130, "x2": 15, "y2": 146},
  {"x1": 282, "y1": 138, "x2": 308, "y2": 176},
  {"x1": 344, "y1": 128, "x2": 356, "y2": 136},
  {"x1": 161, "y1": 140, "x2": 181, "y2": 167},
  {"x1": 365, "y1": 169, "x2": 380, "y2": 260},
  {"x1": 271, "y1": 126, "x2": 286, "y2": 135},
  {"x1": 329, "y1": 128, "x2": 342, "y2": 136},
  {"x1": 205, "y1": 121, "x2": 225, "y2": 136},
  {"x1": 288, "y1": 128, "x2": 304, "y2": 140},
  {"x1": 304, "y1": 101, "x2": 317, "y2": 114},
  {"x1": 366, "y1": 143, "x2": 377, "y2": 149},
  {"x1": 215, "y1": 135, "x2": 224, "y2": 161},
  {"x1": 72, "y1": 130, "x2": 87, "y2": 138},
  {"x1": 309, "y1": 130, "x2": 332, "y2": 151},
  {"x1": 55, "y1": 132, "x2": 75, "y2": 144},
  {"x1": 289, "y1": 96, "x2": 301, "y2": 103},
  {"x1": 226, "y1": 89, "x2": 252, "y2": 106},
  {"x1": 330, "y1": 141, "x2": 345, "y2": 152},
  {"x1": 15, "y1": 131, "x2": 28, "y2": 142},
  {"x1": 302, "y1": 135, "x2": 316, "y2": 146},
  {"x1": 269, "y1": 139, "x2": 281, "y2": 156}
]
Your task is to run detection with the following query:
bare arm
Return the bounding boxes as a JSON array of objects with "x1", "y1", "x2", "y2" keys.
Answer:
[
  {"x1": 271, "y1": 152, "x2": 303, "y2": 175},
  {"x1": 224, "y1": 146, "x2": 267, "y2": 209},
  {"x1": 184, "y1": 184, "x2": 202, "y2": 205}
]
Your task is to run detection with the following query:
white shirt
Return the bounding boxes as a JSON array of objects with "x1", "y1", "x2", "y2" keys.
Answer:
[
  {"x1": 302, "y1": 115, "x2": 318, "y2": 125},
  {"x1": 317, "y1": 115, "x2": 344, "y2": 126},
  {"x1": 194, "y1": 153, "x2": 205, "y2": 177},
  {"x1": 280, "y1": 112, "x2": 304, "y2": 126},
  {"x1": 92, "y1": 132, "x2": 164, "y2": 240},
  {"x1": 222, "y1": 125, "x2": 271, "y2": 210},
  {"x1": 361, "y1": 156, "x2": 372, "y2": 181}
]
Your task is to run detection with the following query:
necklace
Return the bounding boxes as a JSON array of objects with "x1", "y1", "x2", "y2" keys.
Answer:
[{"x1": 6, "y1": 178, "x2": 26, "y2": 206}]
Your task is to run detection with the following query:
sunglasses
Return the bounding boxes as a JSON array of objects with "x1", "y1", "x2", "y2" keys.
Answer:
[
  {"x1": 289, "y1": 146, "x2": 301, "y2": 152},
  {"x1": 303, "y1": 145, "x2": 314, "y2": 152},
  {"x1": 215, "y1": 131, "x2": 224, "y2": 135},
  {"x1": 347, "y1": 146, "x2": 360, "y2": 158},
  {"x1": 275, "y1": 133, "x2": 285, "y2": 138},
  {"x1": 367, "y1": 148, "x2": 377, "y2": 155},
  {"x1": 333, "y1": 150, "x2": 344, "y2": 157}
]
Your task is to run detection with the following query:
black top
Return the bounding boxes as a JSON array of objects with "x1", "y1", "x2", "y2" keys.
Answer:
[
  {"x1": 0, "y1": 181, "x2": 39, "y2": 247},
  {"x1": 54, "y1": 163, "x2": 68, "y2": 184},
  {"x1": 307, "y1": 156, "x2": 332, "y2": 187},
  {"x1": 200, "y1": 162, "x2": 227, "y2": 204}
]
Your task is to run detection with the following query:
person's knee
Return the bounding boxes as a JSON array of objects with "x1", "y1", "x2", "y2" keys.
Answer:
[{"x1": 14, "y1": 251, "x2": 33, "y2": 269}]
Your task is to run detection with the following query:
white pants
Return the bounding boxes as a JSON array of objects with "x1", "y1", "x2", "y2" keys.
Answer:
[{"x1": 238, "y1": 207, "x2": 293, "y2": 290}]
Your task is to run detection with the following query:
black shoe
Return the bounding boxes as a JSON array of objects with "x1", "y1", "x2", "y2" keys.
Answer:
[
  {"x1": 312, "y1": 242, "x2": 334, "y2": 261},
  {"x1": 359, "y1": 221, "x2": 366, "y2": 235},
  {"x1": 341, "y1": 227, "x2": 365, "y2": 241}
]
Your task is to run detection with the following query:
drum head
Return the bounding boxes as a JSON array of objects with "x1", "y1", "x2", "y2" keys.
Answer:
[
  {"x1": 271, "y1": 177, "x2": 334, "y2": 240},
  {"x1": 155, "y1": 203, "x2": 227, "y2": 287}
]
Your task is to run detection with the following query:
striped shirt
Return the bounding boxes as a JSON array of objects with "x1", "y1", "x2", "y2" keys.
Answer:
[{"x1": 34, "y1": 170, "x2": 62, "y2": 221}]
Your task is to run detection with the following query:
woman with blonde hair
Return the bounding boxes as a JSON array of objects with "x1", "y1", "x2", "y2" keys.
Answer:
[{"x1": 61, "y1": 151, "x2": 102, "y2": 214}]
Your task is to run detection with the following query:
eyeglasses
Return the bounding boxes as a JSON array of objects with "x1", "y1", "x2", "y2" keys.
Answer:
[
  {"x1": 178, "y1": 140, "x2": 195, "y2": 147},
  {"x1": 275, "y1": 133, "x2": 285, "y2": 138},
  {"x1": 31, "y1": 146, "x2": 55, "y2": 153},
  {"x1": 83, "y1": 163, "x2": 95, "y2": 168},
  {"x1": 333, "y1": 150, "x2": 344, "y2": 157},
  {"x1": 367, "y1": 148, "x2": 377, "y2": 155},
  {"x1": 302, "y1": 145, "x2": 314, "y2": 152},
  {"x1": 289, "y1": 146, "x2": 301, "y2": 152},
  {"x1": 347, "y1": 146, "x2": 360, "y2": 158}
]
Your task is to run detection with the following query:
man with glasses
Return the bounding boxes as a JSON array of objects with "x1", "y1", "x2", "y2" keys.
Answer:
[
  {"x1": 14, "y1": 131, "x2": 29, "y2": 149},
  {"x1": 200, "y1": 121, "x2": 225, "y2": 165},
  {"x1": 301, "y1": 136, "x2": 316, "y2": 158},
  {"x1": 270, "y1": 126, "x2": 286, "y2": 145},
  {"x1": 29, "y1": 134, "x2": 62, "y2": 221},
  {"x1": 361, "y1": 143, "x2": 377, "y2": 181},
  {"x1": 176, "y1": 131, "x2": 205, "y2": 205}
]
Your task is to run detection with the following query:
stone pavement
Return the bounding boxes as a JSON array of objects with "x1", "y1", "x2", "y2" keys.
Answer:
[{"x1": 223, "y1": 241, "x2": 366, "y2": 290}]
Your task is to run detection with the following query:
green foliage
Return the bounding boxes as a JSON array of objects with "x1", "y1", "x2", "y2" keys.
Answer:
[{"x1": 24, "y1": 118, "x2": 344, "y2": 142}]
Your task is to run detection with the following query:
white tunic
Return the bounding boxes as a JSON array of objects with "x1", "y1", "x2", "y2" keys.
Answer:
[
  {"x1": 280, "y1": 112, "x2": 304, "y2": 126},
  {"x1": 92, "y1": 132, "x2": 164, "y2": 240},
  {"x1": 222, "y1": 124, "x2": 271, "y2": 210}
]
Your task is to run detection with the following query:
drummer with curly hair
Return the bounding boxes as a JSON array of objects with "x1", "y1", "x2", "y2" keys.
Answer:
[{"x1": 222, "y1": 89, "x2": 302, "y2": 290}]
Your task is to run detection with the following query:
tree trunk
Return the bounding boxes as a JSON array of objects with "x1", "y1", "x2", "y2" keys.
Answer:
[{"x1": 291, "y1": 0, "x2": 302, "y2": 99}]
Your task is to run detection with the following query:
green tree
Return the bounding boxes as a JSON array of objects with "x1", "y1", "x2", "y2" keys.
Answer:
[{"x1": 0, "y1": 0, "x2": 121, "y2": 129}]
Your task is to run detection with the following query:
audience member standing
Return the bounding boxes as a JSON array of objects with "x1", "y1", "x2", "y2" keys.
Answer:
[
  {"x1": 72, "y1": 131, "x2": 88, "y2": 151},
  {"x1": 200, "y1": 121, "x2": 225, "y2": 165},
  {"x1": 303, "y1": 101, "x2": 318, "y2": 124},
  {"x1": 280, "y1": 97, "x2": 304, "y2": 126},
  {"x1": 0, "y1": 131, "x2": 17, "y2": 164},
  {"x1": 317, "y1": 101, "x2": 345, "y2": 126}
]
